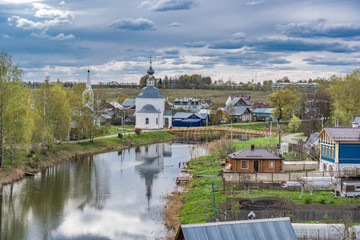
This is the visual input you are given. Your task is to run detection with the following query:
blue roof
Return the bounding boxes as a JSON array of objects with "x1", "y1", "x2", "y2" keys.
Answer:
[
  {"x1": 253, "y1": 108, "x2": 274, "y2": 114},
  {"x1": 164, "y1": 110, "x2": 172, "y2": 116},
  {"x1": 137, "y1": 104, "x2": 160, "y2": 113},
  {"x1": 122, "y1": 98, "x2": 135, "y2": 106},
  {"x1": 136, "y1": 86, "x2": 164, "y2": 98},
  {"x1": 179, "y1": 217, "x2": 296, "y2": 240},
  {"x1": 230, "y1": 97, "x2": 250, "y2": 106},
  {"x1": 173, "y1": 112, "x2": 194, "y2": 119},
  {"x1": 355, "y1": 117, "x2": 360, "y2": 125}
]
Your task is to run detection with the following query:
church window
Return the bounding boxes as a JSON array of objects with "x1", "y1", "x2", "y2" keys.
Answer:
[
  {"x1": 145, "y1": 118, "x2": 149, "y2": 124},
  {"x1": 156, "y1": 118, "x2": 158, "y2": 124}
]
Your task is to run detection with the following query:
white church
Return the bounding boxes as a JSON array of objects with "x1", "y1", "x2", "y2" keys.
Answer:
[{"x1": 135, "y1": 59, "x2": 172, "y2": 129}]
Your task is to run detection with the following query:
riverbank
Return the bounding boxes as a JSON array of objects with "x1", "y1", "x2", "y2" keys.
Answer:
[{"x1": 0, "y1": 131, "x2": 175, "y2": 193}]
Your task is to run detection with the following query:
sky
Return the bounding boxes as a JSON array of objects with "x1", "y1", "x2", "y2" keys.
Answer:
[{"x1": 1, "y1": 0, "x2": 360, "y2": 84}]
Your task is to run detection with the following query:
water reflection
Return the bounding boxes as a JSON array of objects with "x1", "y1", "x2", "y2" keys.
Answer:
[{"x1": 1, "y1": 143, "x2": 206, "y2": 240}]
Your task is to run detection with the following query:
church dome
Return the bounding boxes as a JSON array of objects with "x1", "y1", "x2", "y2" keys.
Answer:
[
  {"x1": 147, "y1": 66, "x2": 154, "y2": 75},
  {"x1": 137, "y1": 86, "x2": 164, "y2": 98}
]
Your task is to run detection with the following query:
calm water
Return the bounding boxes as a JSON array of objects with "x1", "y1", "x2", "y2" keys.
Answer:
[{"x1": 0, "y1": 143, "x2": 207, "y2": 240}]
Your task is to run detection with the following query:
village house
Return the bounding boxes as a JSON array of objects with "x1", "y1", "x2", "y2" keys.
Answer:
[
  {"x1": 121, "y1": 98, "x2": 136, "y2": 109},
  {"x1": 225, "y1": 106, "x2": 252, "y2": 122},
  {"x1": 317, "y1": 124, "x2": 360, "y2": 171},
  {"x1": 252, "y1": 107, "x2": 274, "y2": 121},
  {"x1": 225, "y1": 95, "x2": 251, "y2": 107},
  {"x1": 172, "y1": 112, "x2": 209, "y2": 127},
  {"x1": 227, "y1": 145, "x2": 282, "y2": 173},
  {"x1": 173, "y1": 97, "x2": 203, "y2": 112}
]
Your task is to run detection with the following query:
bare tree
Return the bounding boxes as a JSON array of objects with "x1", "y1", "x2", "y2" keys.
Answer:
[
  {"x1": 330, "y1": 171, "x2": 341, "y2": 198},
  {"x1": 295, "y1": 176, "x2": 310, "y2": 199},
  {"x1": 239, "y1": 173, "x2": 252, "y2": 196}
]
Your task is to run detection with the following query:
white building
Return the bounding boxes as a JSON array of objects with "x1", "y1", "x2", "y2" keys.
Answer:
[
  {"x1": 135, "y1": 60, "x2": 172, "y2": 129},
  {"x1": 173, "y1": 97, "x2": 202, "y2": 112}
]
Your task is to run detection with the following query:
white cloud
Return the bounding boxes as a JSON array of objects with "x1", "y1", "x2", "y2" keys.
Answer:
[
  {"x1": 110, "y1": 18, "x2": 156, "y2": 31},
  {"x1": 0, "y1": 0, "x2": 43, "y2": 4},
  {"x1": 168, "y1": 21, "x2": 181, "y2": 27},
  {"x1": 31, "y1": 30, "x2": 74, "y2": 40},
  {"x1": 232, "y1": 32, "x2": 246, "y2": 39},
  {"x1": 1, "y1": 34, "x2": 11, "y2": 38},
  {"x1": 246, "y1": 0, "x2": 265, "y2": 6},
  {"x1": 138, "y1": 1, "x2": 151, "y2": 8},
  {"x1": 60, "y1": 1, "x2": 65, "y2": 5},
  {"x1": 8, "y1": 3, "x2": 74, "y2": 30}
]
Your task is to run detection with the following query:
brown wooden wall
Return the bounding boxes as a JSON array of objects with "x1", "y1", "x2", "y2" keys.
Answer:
[{"x1": 229, "y1": 158, "x2": 282, "y2": 173}]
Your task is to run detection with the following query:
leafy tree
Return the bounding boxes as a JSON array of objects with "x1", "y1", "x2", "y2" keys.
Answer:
[
  {"x1": 288, "y1": 116, "x2": 301, "y2": 133},
  {"x1": 33, "y1": 78, "x2": 71, "y2": 150},
  {"x1": 268, "y1": 88, "x2": 299, "y2": 145},
  {"x1": 330, "y1": 70, "x2": 360, "y2": 125},
  {"x1": 0, "y1": 52, "x2": 32, "y2": 166}
]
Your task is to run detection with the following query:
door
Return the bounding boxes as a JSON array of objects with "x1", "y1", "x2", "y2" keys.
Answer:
[{"x1": 254, "y1": 161, "x2": 259, "y2": 172}]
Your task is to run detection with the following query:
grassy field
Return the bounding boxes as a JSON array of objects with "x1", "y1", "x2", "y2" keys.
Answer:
[{"x1": 95, "y1": 88, "x2": 271, "y2": 108}]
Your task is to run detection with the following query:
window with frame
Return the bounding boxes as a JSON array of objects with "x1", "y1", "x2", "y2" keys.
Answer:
[
  {"x1": 156, "y1": 118, "x2": 158, "y2": 124},
  {"x1": 270, "y1": 161, "x2": 274, "y2": 168},
  {"x1": 241, "y1": 161, "x2": 248, "y2": 169},
  {"x1": 145, "y1": 118, "x2": 149, "y2": 124}
]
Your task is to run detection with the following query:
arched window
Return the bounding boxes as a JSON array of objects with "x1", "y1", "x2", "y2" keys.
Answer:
[{"x1": 145, "y1": 118, "x2": 149, "y2": 124}]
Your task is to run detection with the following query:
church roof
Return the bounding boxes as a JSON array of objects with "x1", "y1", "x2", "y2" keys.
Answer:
[
  {"x1": 137, "y1": 86, "x2": 165, "y2": 99},
  {"x1": 137, "y1": 104, "x2": 161, "y2": 113}
]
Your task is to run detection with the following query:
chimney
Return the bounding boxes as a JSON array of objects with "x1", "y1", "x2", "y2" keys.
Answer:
[
  {"x1": 352, "y1": 121, "x2": 359, "y2": 128},
  {"x1": 251, "y1": 144, "x2": 255, "y2": 151}
]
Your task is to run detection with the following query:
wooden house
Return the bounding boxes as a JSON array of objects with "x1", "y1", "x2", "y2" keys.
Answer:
[
  {"x1": 316, "y1": 126, "x2": 360, "y2": 171},
  {"x1": 228, "y1": 145, "x2": 282, "y2": 173}
]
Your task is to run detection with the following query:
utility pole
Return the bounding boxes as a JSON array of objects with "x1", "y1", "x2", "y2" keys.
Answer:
[{"x1": 270, "y1": 120, "x2": 272, "y2": 141}]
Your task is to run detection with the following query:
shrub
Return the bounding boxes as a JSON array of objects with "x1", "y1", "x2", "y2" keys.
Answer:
[
  {"x1": 135, "y1": 128, "x2": 142, "y2": 134},
  {"x1": 288, "y1": 116, "x2": 301, "y2": 133},
  {"x1": 319, "y1": 197, "x2": 327, "y2": 204},
  {"x1": 303, "y1": 197, "x2": 312, "y2": 204}
]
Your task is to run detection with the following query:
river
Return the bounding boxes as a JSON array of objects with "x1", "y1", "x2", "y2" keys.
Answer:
[{"x1": 0, "y1": 142, "x2": 207, "y2": 240}]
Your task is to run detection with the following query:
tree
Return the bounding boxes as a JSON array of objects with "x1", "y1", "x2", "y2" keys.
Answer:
[
  {"x1": 0, "y1": 52, "x2": 26, "y2": 167},
  {"x1": 288, "y1": 116, "x2": 301, "y2": 133},
  {"x1": 117, "y1": 93, "x2": 128, "y2": 105},
  {"x1": 32, "y1": 78, "x2": 71, "y2": 150},
  {"x1": 268, "y1": 88, "x2": 299, "y2": 145},
  {"x1": 330, "y1": 70, "x2": 360, "y2": 125}
]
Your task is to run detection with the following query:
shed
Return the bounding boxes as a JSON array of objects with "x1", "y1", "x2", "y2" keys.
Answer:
[
  {"x1": 253, "y1": 108, "x2": 274, "y2": 121},
  {"x1": 228, "y1": 145, "x2": 282, "y2": 173},
  {"x1": 175, "y1": 217, "x2": 297, "y2": 240},
  {"x1": 172, "y1": 112, "x2": 208, "y2": 127}
]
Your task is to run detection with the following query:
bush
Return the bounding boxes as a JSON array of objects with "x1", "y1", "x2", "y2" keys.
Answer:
[
  {"x1": 135, "y1": 128, "x2": 142, "y2": 134},
  {"x1": 319, "y1": 197, "x2": 327, "y2": 204},
  {"x1": 303, "y1": 197, "x2": 312, "y2": 204},
  {"x1": 288, "y1": 116, "x2": 301, "y2": 133}
]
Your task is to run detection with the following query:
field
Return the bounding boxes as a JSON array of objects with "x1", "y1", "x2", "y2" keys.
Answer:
[{"x1": 95, "y1": 88, "x2": 270, "y2": 108}]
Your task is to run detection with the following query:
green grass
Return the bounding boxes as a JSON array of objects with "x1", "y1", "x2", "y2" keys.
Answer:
[{"x1": 233, "y1": 136, "x2": 277, "y2": 150}]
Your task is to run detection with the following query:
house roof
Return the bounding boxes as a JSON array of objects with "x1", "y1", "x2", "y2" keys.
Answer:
[
  {"x1": 229, "y1": 148, "x2": 282, "y2": 160},
  {"x1": 173, "y1": 112, "x2": 194, "y2": 119},
  {"x1": 178, "y1": 217, "x2": 296, "y2": 240},
  {"x1": 137, "y1": 104, "x2": 160, "y2": 113},
  {"x1": 164, "y1": 110, "x2": 172, "y2": 116},
  {"x1": 108, "y1": 101, "x2": 124, "y2": 109},
  {"x1": 253, "y1": 108, "x2": 274, "y2": 114},
  {"x1": 318, "y1": 127, "x2": 360, "y2": 142},
  {"x1": 136, "y1": 86, "x2": 164, "y2": 98},
  {"x1": 122, "y1": 98, "x2": 135, "y2": 106},
  {"x1": 228, "y1": 106, "x2": 250, "y2": 116},
  {"x1": 355, "y1": 117, "x2": 360, "y2": 125}
]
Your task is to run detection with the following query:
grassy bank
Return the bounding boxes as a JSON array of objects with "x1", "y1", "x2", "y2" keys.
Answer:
[{"x1": 0, "y1": 131, "x2": 175, "y2": 191}]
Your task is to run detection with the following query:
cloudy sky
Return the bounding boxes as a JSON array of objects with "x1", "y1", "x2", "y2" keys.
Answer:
[{"x1": 1, "y1": 0, "x2": 360, "y2": 84}]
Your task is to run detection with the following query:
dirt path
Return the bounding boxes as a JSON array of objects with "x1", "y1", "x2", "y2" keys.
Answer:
[{"x1": 282, "y1": 133, "x2": 303, "y2": 144}]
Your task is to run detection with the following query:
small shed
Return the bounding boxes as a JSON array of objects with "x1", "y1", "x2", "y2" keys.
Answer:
[
  {"x1": 172, "y1": 112, "x2": 209, "y2": 127},
  {"x1": 228, "y1": 145, "x2": 282, "y2": 173},
  {"x1": 175, "y1": 217, "x2": 297, "y2": 240}
]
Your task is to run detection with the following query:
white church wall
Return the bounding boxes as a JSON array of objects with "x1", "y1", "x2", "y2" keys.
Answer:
[
  {"x1": 136, "y1": 98, "x2": 164, "y2": 114},
  {"x1": 136, "y1": 112, "x2": 164, "y2": 129}
]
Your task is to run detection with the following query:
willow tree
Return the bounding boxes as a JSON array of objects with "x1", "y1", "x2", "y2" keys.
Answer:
[{"x1": 0, "y1": 52, "x2": 32, "y2": 167}]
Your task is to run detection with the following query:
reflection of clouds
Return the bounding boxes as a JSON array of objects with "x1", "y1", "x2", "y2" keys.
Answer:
[{"x1": 56, "y1": 207, "x2": 157, "y2": 239}]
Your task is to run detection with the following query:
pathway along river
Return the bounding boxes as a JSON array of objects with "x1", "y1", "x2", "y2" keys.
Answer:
[{"x1": 0, "y1": 142, "x2": 208, "y2": 240}]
